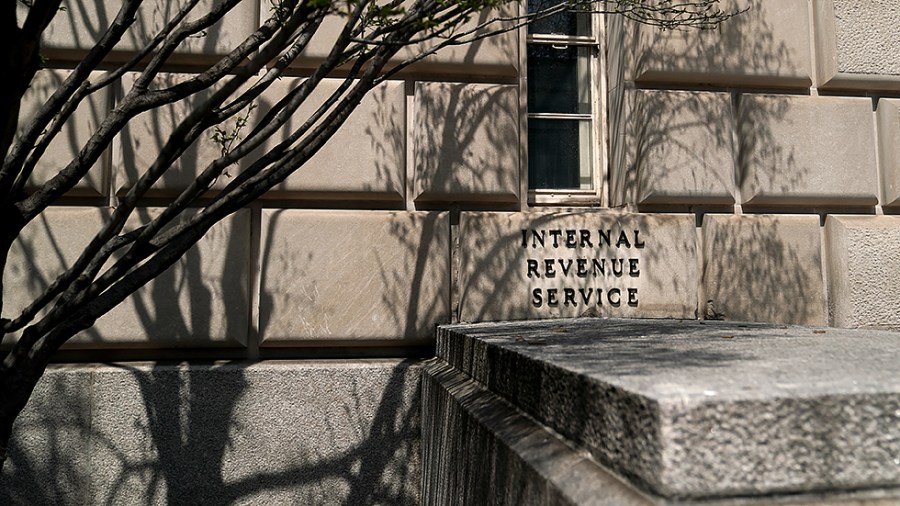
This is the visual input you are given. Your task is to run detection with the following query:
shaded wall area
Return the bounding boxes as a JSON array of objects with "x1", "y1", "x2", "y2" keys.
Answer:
[{"x1": 1, "y1": 361, "x2": 422, "y2": 505}]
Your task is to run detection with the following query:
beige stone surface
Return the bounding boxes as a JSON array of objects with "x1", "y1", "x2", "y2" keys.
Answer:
[
  {"x1": 26, "y1": 0, "x2": 259, "y2": 58},
  {"x1": 17, "y1": 69, "x2": 108, "y2": 196},
  {"x1": 279, "y1": 1, "x2": 517, "y2": 77},
  {"x1": 826, "y1": 215, "x2": 900, "y2": 330},
  {"x1": 3, "y1": 207, "x2": 250, "y2": 348},
  {"x1": 458, "y1": 212, "x2": 698, "y2": 322},
  {"x1": 609, "y1": 0, "x2": 811, "y2": 89},
  {"x1": 113, "y1": 72, "x2": 248, "y2": 195},
  {"x1": 413, "y1": 82, "x2": 519, "y2": 203},
  {"x1": 114, "y1": 74, "x2": 405, "y2": 200},
  {"x1": 876, "y1": 98, "x2": 900, "y2": 207},
  {"x1": 814, "y1": 0, "x2": 900, "y2": 90},
  {"x1": 259, "y1": 210, "x2": 450, "y2": 342},
  {"x1": 737, "y1": 94, "x2": 878, "y2": 207},
  {"x1": 612, "y1": 89, "x2": 735, "y2": 206},
  {"x1": 702, "y1": 214, "x2": 826, "y2": 325},
  {"x1": 255, "y1": 79, "x2": 406, "y2": 200},
  {"x1": 5, "y1": 361, "x2": 422, "y2": 505}
]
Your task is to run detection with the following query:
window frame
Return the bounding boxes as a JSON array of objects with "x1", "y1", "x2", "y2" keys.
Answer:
[{"x1": 522, "y1": 7, "x2": 608, "y2": 207}]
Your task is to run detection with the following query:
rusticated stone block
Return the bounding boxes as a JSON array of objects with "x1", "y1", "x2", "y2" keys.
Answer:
[
  {"x1": 457, "y1": 212, "x2": 698, "y2": 322},
  {"x1": 413, "y1": 82, "x2": 519, "y2": 203},
  {"x1": 26, "y1": 0, "x2": 259, "y2": 59},
  {"x1": 3, "y1": 207, "x2": 251, "y2": 348},
  {"x1": 280, "y1": 2, "x2": 517, "y2": 77},
  {"x1": 609, "y1": 0, "x2": 811, "y2": 89},
  {"x1": 702, "y1": 214, "x2": 826, "y2": 325},
  {"x1": 611, "y1": 89, "x2": 735, "y2": 206},
  {"x1": 114, "y1": 74, "x2": 405, "y2": 200},
  {"x1": 113, "y1": 72, "x2": 248, "y2": 195},
  {"x1": 825, "y1": 215, "x2": 900, "y2": 330},
  {"x1": 737, "y1": 94, "x2": 877, "y2": 207},
  {"x1": 17, "y1": 69, "x2": 108, "y2": 196},
  {"x1": 876, "y1": 98, "x2": 900, "y2": 207},
  {"x1": 814, "y1": 0, "x2": 900, "y2": 90},
  {"x1": 258, "y1": 210, "x2": 450, "y2": 343},
  {"x1": 256, "y1": 79, "x2": 405, "y2": 200}
]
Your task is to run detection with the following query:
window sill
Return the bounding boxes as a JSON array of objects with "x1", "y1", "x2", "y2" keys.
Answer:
[{"x1": 528, "y1": 190, "x2": 603, "y2": 207}]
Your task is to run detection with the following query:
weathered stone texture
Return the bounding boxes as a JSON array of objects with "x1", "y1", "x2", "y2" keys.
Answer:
[
  {"x1": 291, "y1": 2, "x2": 517, "y2": 76},
  {"x1": 3, "y1": 207, "x2": 250, "y2": 348},
  {"x1": 0, "y1": 367, "x2": 94, "y2": 506},
  {"x1": 826, "y1": 215, "x2": 900, "y2": 330},
  {"x1": 422, "y1": 359, "x2": 653, "y2": 506},
  {"x1": 737, "y1": 95, "x2": 877, "y2": 207},
  {"x1": 437, "y1": 319, "x2": 900, "y2": 500},
  {"x1": 609, "y1": 0, "x2": 811, "y2": 88},
  {"x1": 833, "y1": 0, "x2": 900, "y2": 76},
  {"x1": 876, "y1": 98, "x2": 900, "y2": 207},
  {"x1": 18, "y1": 69, "x2": 108, "y2": 196},
  {"x1": 2, "y1": 360, "x2": 422, "y2": 505},
  {"x1": 26, "y1": 0, "x2": 259, "y2": 57},
  {"x1": 259, "y1": 210, "x2": 450, "y2": 343},
  {"x1": 814, "y1": 0, "x2": 900, "y2": 89},
  {"x1": 458, "y1": 212, "x2": 698, "y2": 322},
  {"x1": 702, "y1": 214, "x2": 826, "y2": 325},
  {"x1": 257, "y1": 79, "x2": 406, "y2": 200},
  {"x1": 612, "y1": 89, "x2": 734, "y2": 206},
  {"x1": 414, "y1": 82, "x2": 519, "y2": 202}
]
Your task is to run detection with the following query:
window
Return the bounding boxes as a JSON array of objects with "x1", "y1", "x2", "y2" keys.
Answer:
[{"x1": 525, "y1": 1, "x2": 604, "y2": 203}]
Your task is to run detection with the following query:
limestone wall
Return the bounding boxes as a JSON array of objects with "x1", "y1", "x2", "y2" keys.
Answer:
[
  {"x1": 9, "y1": 0, "x2": 900, "y2": 353},
  {"x1": 6, "y1": 1, "x2": 900, "y2": 499},
  {"x1": 607, "y1": 0, "x2": 900, "y2": 332}
]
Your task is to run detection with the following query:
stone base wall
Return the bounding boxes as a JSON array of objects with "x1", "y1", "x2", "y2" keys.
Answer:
[
  {"x1": 1, "y1": 360, "x2": 422, "y2": 505},
  {"x1": 7, "y1": 2, "x2": 900, "y2": 502}
]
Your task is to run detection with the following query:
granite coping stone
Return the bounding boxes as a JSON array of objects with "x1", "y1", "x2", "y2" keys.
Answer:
[{"x1": 436, "y1": 318, "x2": 900, "y2": 500}]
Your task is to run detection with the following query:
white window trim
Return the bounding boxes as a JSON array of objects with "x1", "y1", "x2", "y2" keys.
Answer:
[{"x1": 521, "y1": 9, "x2": 609, "y2": 208}]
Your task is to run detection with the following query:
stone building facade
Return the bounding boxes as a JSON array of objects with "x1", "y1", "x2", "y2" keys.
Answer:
[{"x1": 3, "y1": 0, "x2": 900, "y2": 503}]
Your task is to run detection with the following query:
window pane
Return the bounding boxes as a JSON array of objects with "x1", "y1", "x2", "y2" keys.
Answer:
[
  {"x1": 528, "y1": 119, "x2": 593, "y2": 190},
  {"x1": 527, "y1": 44, "x2": 592, "y2": 114},
  {"x1": 527, "y1": 0, "x2": 591, "y2": 36}
]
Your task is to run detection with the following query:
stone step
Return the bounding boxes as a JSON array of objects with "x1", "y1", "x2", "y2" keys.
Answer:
[{"x1": 424, "y1": 319, "x2": 900, "y2": 504}]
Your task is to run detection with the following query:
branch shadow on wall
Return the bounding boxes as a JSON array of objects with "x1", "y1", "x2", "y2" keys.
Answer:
[
  {"x1": 607, "y1": 0, "x2": 809, "y2": 210},
  {"x1": 605, "y1": 2, "x2": 826, "y2": 325},
  {"x1": 38, "y1": 0, "x2": 241, "y2": 64},
  {"x1": 2, "y1": 361, "x2": 422, "y2": 505},
  {"x1": 411, "y1": 81, "x2": 519, "y2": 205},
  {"x1": 3, "y1": 209, "x2": 419, "y2": 505}
]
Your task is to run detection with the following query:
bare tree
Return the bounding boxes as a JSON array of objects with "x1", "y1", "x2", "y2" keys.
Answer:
[{"x1": 0, "y1": 0, "x2": 739, "y2": 470}]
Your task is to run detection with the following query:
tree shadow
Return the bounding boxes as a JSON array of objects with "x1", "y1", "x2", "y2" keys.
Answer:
[
  {"x1": 0, "y1": 367, "x2": 93, "y2": 505},
  {"x1": 2, "y1": 360, "x2": 422, "y2": 505},
  {"x1": 607, "y1": 0, "x2": 803, "y2": 209},
  {"x1": 33, "y1": 0, "x2": 250, "y2": 64},
  {"x1": 2, "y1": 202, "x2": 422, "y2": 503},
  {"x1": 3, "y1": 157, "x2": 420, "y2": 503},
  {"x1": 701, "y1": 215, "x2": 826, "y2": 325},
  {"x1": 17, "y1": 68, "x2": 108, "y2": 197},
  {"x1": 412, "y1": 81, "x2": 520, "y2": 204},
  {"x1": 603, "y1": 3, "x2": 832, "y2": 326}
]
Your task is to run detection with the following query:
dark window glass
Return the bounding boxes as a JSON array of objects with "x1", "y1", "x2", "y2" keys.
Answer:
[
  {"x1": 527, "y1": 0, "x2": 591, "y2": 36},
  {"x1": 528, "y1": 119, "x2": 591, "y2": 189},
  {"x1": 527, "y1": 45, "x2": 591, "y2": 114}
]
